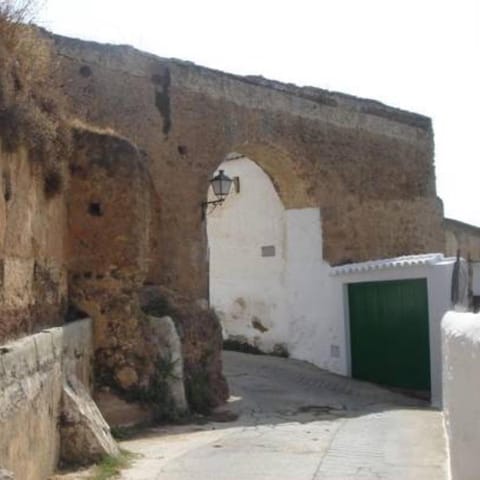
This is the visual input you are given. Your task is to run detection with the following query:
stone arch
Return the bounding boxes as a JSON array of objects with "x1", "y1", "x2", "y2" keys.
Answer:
[
  {"x1": 205, "y1": 154, "x2": 291, "y2": 353},
  {"x1": 205, "y1": 151, "x2": 330, "y2": 359},
  {"x1": 223, "y1": 142, "x2": 316, "y2": 210}
]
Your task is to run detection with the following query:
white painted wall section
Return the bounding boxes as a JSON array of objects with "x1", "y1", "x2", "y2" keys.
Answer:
[
  {"x1": 208, "y1": 157, "x2": 343, "y2": 370},
  {"x1": 285, "y1": 208, "x2": 344, "y2": 374},
  {"x1": 207, "y1": 157, "x2": 289, "y2": 353},
  {"x1": 442, "y1": 311, "x2": 480, "y2": 480}
]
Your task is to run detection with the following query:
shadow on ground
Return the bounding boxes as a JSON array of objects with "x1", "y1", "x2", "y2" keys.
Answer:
[{"x1": 121, "y1": 349, "x2": 435, "y2": 435}]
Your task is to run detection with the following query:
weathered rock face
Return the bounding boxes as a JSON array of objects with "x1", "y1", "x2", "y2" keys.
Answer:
[
  {"x1": 60, "y1": 375, "x2": 119, "y2": 466},
  {"x1": 140, "y1": 286, "x2": 229, "y2": 412},
  {"x1": 0, "y1": 144, "x2": 67, "y2": 342},
  {"x1": 94, "y1": 390, "x2": 154, "y2": 428},
  {"x1": 148, "y1": 316, "x2": 188, "y2": 413},
  {"x1": 0, "y1": 20, "x2": 71, "y2": 344},
  {"x1": 52, "y1": 34, "x2": 445, "y2": 300},
  {"x1": 67, "y1": 127, "x2": 164, "y2": 396},
  {"x1": 65, "y1": 126, "x2": 227, "y2": 413},
  {"x1": 0, "y1": 468, "x2": 14, "y2": 480},
  {"x1": 0, "y1": 108, "x2": 227, "y2": 420}
]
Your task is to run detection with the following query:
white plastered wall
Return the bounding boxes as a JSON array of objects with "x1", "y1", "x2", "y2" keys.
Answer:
[
  {"x1": 207, "y1": 157, "x2": 344, "y2": 371},
  {"x1": 284, "y1": 208, "x2": 345, "y2": 374},
  {"x1": 207, "y1": 157, "x2": 289, "y2": 353}
]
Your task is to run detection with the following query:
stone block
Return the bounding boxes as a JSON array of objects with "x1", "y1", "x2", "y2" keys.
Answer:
[
  {"x1": 95, "y1": 390, "x2": 154, "y2": 428},
  {"x1": 1, "y1": 336, "x2": 37, "y2": 382},
  {"x1": 60, "y1": 376, "x2": 119, "y2": 466},
  {"x1": 0, "y1": 468, "x2": 14, "y2": 480},
  {"x1": 33, "y1": 331, "x2": 56, "y2": 367},
  {"x1": 149, "y1": 315, "x2": 188, "y2": 413},
  {"x1": 49, "y1": 328, "x2": 64, "y2": 360}
]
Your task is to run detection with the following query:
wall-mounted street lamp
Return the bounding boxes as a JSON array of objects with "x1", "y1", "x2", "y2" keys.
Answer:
[{"x1": 202, "y1": 170, "x2": 236, "y2": 219}]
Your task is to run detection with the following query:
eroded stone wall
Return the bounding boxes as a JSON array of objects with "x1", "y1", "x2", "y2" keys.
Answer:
[
  {"x1": 67, "y1": 128, "x2": 161, "y2": 394},
  {"x1": 0, "y1": 144, "x2": 67, "y2": 341},
  {"x1": 52, "y1": 34, "x2": 445, "y2": 300},
  {"x1": 0, "y1": 120, "x2": 227, "y2": 422},
  {"x1": 445, "y1": 218, "x2": 480, "y2": 261},
  {"x1": 0, "y1": 319, "x2": 92, "y2": 480}
]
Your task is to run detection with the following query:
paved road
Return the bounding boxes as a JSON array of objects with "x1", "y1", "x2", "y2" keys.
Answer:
[{"x1": 120, "y1": 351, "x2": 449, "y2": 480}]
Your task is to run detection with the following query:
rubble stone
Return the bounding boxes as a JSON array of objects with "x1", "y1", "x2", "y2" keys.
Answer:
[
  {"x1": 0, "y1": 468, "x2": 14, "y2": 480},
  {"x1": 60, "y1": 376, "x2": 119, "y2": 465}
]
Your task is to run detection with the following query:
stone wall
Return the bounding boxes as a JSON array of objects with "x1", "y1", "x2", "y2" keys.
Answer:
[
  {"x1": 65, "y1": 126, "x2": 226, "y2": 414},
  {"x1": 0, "y1": 319, "x2": 92, "y2": 480},
  {"x1": 445, "y1": 218, "x2": 480, "y2": 261},
  {"x1": 66, "y1": 127, "x2": 178, "y2": 403},
  {"x1": 0, "y1": 144, "x2": 68, "y2": 342},
  {"x1": 442, "y1": 311, "x2": 480, "y2": 480},
  {"x1": 51, "y1": 34, "x2": 445, "y2": 300},
  {"x1": 0, "y1": 27, "x2": 229, "y2": 450},
  {"x1": 0, "y1": 120, "x2": 227, "y2": 421}
]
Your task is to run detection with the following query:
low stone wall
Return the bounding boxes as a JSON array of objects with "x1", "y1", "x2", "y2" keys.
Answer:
[
  {"x1": 442, "y1": 312, "x2": 480, "y2": 480},
  {"x1": 0, "y1": 319, "x2": 92, "y2": 480}
]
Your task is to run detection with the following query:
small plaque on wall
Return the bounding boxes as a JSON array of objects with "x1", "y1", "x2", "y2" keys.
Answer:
[{"x1": 261, "y1": 245, "x2": 276, "y2": 257}]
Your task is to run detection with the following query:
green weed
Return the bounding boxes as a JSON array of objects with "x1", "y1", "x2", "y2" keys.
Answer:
[{"x1": 90, "y1": 450, "x2": 135, "y2": 480}]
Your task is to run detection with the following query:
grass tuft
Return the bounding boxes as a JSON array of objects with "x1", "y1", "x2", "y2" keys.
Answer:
[{"x1": 89, "y1": 451, "x2": 135, "y2": 480}]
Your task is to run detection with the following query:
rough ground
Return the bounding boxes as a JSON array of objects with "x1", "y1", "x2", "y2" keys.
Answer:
[{"x1": 117, "y1": 351, "x2": 448, "y2": 480}]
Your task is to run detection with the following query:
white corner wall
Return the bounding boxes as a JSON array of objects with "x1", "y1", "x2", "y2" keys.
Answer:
[
  {"x1": 207, "y1": 157, "x2": 343, "y2": 371},
  {"x1": 284, "y1": 208, "x2": 345, "y2": 373},
  {"x1": 442, "y1": 311, "x2": 480, "y2": 480}
]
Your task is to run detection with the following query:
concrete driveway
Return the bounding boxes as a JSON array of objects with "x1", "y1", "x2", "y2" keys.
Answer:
[{"x1": 120, "y1": 351, "x2": 448, "y2": 480}]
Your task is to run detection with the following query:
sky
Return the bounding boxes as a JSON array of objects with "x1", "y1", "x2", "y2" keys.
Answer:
[{"x1": 37, "y1": 0, "x2": 480, "y2": 226}]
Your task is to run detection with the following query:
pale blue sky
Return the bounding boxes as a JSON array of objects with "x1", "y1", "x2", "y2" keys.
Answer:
[{"x1": 38, "y1": 0, "x2": 480, "y2": 226}]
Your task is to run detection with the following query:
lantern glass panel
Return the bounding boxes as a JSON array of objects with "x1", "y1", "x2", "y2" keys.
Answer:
[{"x1": 211, "y1": 170, "x2": 232, "y2": 198}]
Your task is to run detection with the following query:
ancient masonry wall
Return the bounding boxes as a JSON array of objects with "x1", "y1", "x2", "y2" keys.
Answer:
[
  {"x1": 445, "y1": 218, "x2": 480, "y2": 261},
  {"x1": 0, "y1": 145, "x2": 68, "y2": 342},
  {"x1": 0, "y1": 319, "x2": 93, "y2": 480},
  {"x1": 52, "y1": 34, "x2": 445, "y2": 300},
  {"x1": 0, "y1": 122, "x2": 227, "y2": 420}
]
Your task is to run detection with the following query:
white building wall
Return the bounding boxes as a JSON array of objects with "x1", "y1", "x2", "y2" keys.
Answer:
[
  {"x1": 207, "y1": 157, "x2": 289, "y2": 353},
  {"x1": 442, "y1": 311, "x2": 480, "y2": 480},
  {"x1": 284, "y1": 208, "x2": 345, "y2": 374},
  {"x1": 207, "y1": 157, "x2": 342, "y2": 366}
]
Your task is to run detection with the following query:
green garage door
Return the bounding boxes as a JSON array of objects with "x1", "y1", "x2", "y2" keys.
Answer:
[{"x1": 348, "y1": 278, "x2": 430, "y2": 393}]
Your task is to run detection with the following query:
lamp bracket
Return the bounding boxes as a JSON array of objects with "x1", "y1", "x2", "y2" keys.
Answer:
[{"x1": 201, "y1": 198, "x2": 225, "y2": 220}]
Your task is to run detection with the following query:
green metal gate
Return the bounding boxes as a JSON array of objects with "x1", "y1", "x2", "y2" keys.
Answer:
[{"x1": 348, "y1": 278, "x2": 431, "y2": 393}]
